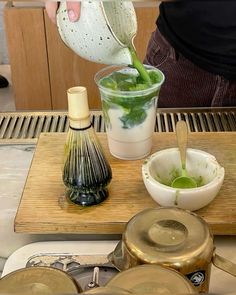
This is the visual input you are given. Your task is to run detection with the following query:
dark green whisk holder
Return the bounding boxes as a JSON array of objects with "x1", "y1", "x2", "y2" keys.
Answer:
[{"x1": 63, "y1": 86, "x2": 112, "y2": 207}]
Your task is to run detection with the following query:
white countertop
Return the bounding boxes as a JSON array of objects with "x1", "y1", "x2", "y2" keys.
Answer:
[
  {"x1": 1, "y1": 144, "x2": 236, "y2": 293},
  {"x1": 0, "y1": 144, "x2": 120, "y2": 258},
  {"x1": 0, "y1": 144, "x2": 35, "y2": 259}
]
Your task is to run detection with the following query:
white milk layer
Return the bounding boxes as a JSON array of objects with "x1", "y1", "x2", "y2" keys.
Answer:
[{"x1": 106, "y1": 106, "x2": 156, "y2": 160}]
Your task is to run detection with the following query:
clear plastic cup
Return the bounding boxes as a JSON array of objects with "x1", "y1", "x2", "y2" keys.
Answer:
[{"x1": 95, "y1": 65, "x2": 165, "y2": 160}]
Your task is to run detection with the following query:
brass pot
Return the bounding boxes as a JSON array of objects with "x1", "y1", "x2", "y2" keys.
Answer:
[
  {"x1": 82, "y1": 286, "x2": 132, "y2": 294},
  {"x1": 0, "y1": 266, "x2": 81, "y2": 294},
  {"x1": 106, "y1": 264, "x2": 196, "y2": 294},
  {"x1": 108, "y1": 207, "x2": 236, "y2": 293}
]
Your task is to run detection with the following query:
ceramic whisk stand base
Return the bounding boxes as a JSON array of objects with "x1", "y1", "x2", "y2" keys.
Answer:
[{"x1": 65, "y1": 188, "x2": 109, "y2": 207}]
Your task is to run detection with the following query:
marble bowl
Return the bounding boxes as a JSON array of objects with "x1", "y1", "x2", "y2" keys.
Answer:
[
  {"x1": 142, "y1": 148, "x2": 225, "y2": 211},
  {"x1": 56, "y1": 1, "x2": 137, "y2": 65}
]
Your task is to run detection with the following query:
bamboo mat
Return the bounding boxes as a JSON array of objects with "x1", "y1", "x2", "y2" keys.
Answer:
[{"x1": 15, "y1": 132, "x2": 236, "y2": 235}]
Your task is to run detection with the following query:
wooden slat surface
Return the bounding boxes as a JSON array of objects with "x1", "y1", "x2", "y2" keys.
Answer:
[{"x1": 15, "y1": 132, "x2": 236, "y2": 235}]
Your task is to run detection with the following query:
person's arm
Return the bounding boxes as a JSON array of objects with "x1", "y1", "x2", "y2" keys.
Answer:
[{"x1": 45, "y1": 1, "x2": 81, "y2": 24}]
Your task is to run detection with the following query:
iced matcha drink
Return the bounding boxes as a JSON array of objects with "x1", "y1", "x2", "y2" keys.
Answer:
[{"x1": 95, "y1": 65, "x2": 165, "y2": 160}]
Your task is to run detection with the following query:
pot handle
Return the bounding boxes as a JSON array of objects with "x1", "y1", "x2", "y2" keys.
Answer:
[{"x1": 212, "y1": 253, "x2": 236, "y2": 277}]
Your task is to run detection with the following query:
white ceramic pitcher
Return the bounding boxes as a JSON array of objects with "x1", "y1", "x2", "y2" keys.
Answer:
[{"x1": 57, "y1": 1, "x2": 137, "y2": 65}]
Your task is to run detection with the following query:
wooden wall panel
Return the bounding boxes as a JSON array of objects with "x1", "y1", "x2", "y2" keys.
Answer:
[
  {"x1": 45, "y1": 6, "x2": 158, "y2": 110},
  {"x1": 134, "y1": 6, "x2": 158, "y2": 61},
  {"x1": 4, "y1": 5, "x2": 52, "y2": 110}
]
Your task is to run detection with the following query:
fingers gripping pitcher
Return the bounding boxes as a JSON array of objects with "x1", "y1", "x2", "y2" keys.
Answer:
[{"x1": 57, "y1": 1, "x2": 137, "y2": 65}]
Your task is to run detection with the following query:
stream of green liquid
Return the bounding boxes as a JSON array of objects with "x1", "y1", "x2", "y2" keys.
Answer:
[{"x1": 129, "y1": 46, "x2": 151, "y2": 84}]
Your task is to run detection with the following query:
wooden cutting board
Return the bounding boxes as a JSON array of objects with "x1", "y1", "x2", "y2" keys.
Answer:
[{"x1": 15, "y1": 132, "x2": 236, "y2": 235}]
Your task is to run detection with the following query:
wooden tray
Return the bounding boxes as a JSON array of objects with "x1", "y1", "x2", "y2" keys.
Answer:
[{"x1": 15, "y1": 132, "x2": 236, "y2": 235}]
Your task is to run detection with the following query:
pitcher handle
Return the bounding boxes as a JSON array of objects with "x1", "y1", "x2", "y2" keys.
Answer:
[{"x1": 212, "y1": 253, "x2": 236, "y2": 277}]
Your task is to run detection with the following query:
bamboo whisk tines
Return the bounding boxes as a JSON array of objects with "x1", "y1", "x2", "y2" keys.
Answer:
[{"x1": 63, "y1": 86, "x2": 112, "y2": 206}]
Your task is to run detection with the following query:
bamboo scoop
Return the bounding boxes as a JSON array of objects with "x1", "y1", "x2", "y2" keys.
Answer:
[{"x1": 171, "y1": 121, "x2": 197, "y2": 189}]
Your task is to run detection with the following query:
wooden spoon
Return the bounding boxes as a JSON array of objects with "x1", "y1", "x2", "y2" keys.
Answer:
[{"x1": 171, "y1": 121, "x2": 197, "y2": 189}]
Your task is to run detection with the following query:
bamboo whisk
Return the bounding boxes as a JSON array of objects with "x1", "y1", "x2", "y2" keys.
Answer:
[{"x1": 63, "y1": 86, "x2": 112, "y2": 206}]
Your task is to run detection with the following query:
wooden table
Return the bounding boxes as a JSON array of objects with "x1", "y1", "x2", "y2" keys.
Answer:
[{"x1": 15, "y1": 132, "x2": 236, "y2": 235}]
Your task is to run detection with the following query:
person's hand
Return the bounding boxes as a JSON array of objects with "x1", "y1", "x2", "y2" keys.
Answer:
[{"x1": 45, "y1": 1, "x2": 81, "y2": 24}]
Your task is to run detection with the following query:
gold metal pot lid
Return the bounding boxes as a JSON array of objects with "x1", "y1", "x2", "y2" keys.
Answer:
[
  {"x1": 124, "y1": 207, "x2": 214, "y2": 264},
  {"x1": 106, "y1": 264, "x2": 195, "y2": 294},
  {"x1": 0, "y1": 266, "x2": 81, "y2": 294},
  {"x1": 83, "y1": 286, "x2": 132, "y2": 294}
]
